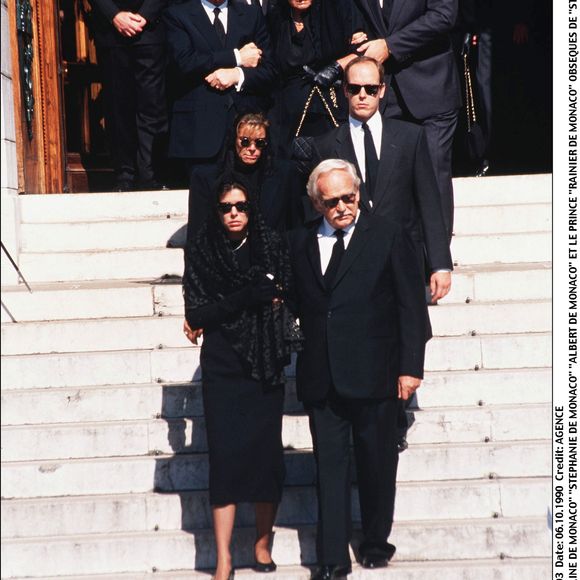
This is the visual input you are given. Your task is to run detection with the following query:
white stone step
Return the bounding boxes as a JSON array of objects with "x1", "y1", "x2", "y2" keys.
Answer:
[
  {"x1": 15, "y1": 231, "x2": 551, "y2": 283},
  {"x1": 0, "y1": 403, "x2": 550, "y2": 462},
  {"x1": 18, "y1": 202, "x2": 548, "y2": 254},
  {"x1": 0, "y1": 440, "x2": 550, "y2": 500},
  {"x1": 429, "y1": 299, "x2": 550, "y2": 336},
  {"x1": 20, "y1": 218, "x2": 187, "y2": 252},
  {"x1": 452, "y1": 203, "x2": 550, "y2": 235},
  {"x1": 33, "y1": 558, "x2": 552, "y2": 580},
  {"x1": 453, "y1": 174, "x2": 551, "y2": 206},
  {"x1": 1, "y1": 477, "x2": 550, "y2": 539},
  {"x1": 446, "y1": 262, "x2": 551, "y2": 305},
  {"x1": 18, "y1": 248, "x2": 184, "y2": 283},
  {"x1": 0, "y1": 367, "x2": 551, "y2": 427},
  {"x1": 1, "y1": 299, "x2": 550, "y2": 356},
  {"x1": 0, "y1": 332, "x2": 551, "y2": 391},
  {"x1": 451, "y1": 231, "x2": 551, "y2": 265},
  {"x1": 0, "y1": 262, "x2": 552, "y2": 325},
  {"x1": 18, "y1": 190, "x2": 188, "y2": 224},
  {"x1": 0, "y1": 517, "x2": 550, "y2": 578}
]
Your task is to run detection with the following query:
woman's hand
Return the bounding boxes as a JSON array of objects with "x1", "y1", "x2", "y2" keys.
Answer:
[
  {"x1": 205, "y1": 68, "x2": 240, "y2": 91},
  {"x1": 350, "y1": 31, "x2": 368, "y2": 46},
  {"x1": 183, "y1": 319, "x2": 203, "y2": 345}
]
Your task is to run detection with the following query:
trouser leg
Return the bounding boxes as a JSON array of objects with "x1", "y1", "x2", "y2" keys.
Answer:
[{"x1": 308, "y1": 396, "x2": 352, "y2": 565}]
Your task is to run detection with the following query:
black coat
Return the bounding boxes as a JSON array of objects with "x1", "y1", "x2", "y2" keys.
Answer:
[
  {"x1": 310, "y1": 117, "x2": 453, "y2": 272},
  {"x1": 163, "y1": 1, "x2": 276, "y2": 159},
  {"x1": 89, "y1": 0, "x2": 167, "y2": 46},
  {"x1": 287, "y1": 212, "x2": 428, "y2": 403},
  {"x1": 353, "y1": 0, "x2": 462, "y2": 118}
]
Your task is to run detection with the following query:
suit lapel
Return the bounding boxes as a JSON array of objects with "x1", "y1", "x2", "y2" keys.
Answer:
[
  {"x1": 226, "y1": 2, "x2": 246, "y2": 50},
  {"x1": 386, "y1": 0, "x2": 404, "y2": 33},
  {"x1": 305, "y1": 224, "x2": 326, "y2": 291},
  {"x1": 334, "y1": 125, "x2": 373, "y2": 213},
  {"x1": 332, "y1": 214, "x2": 373, "y2": 289},
  {"x1": 373, "y1": 119, "x2": 400, "y2": 208},
  {"x1": 358, "y1": 0, "x2": 387, "y2": 36},
  {"x1": 189, "y1": 1, "x2": 223, "y2": 51}
]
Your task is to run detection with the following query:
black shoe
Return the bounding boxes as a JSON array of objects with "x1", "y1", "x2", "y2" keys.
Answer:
[
  {"x1": 475, "y1": 159, "x2": 490, "y2": 177},
  {"x1": 361, "y1": 555, "x2": 389, "y2": 569},
  {"x1": 254, "y1": 559, "x2": 277, "y2": 573},
  {"x1": 114, "y1": 180, "x2": 134, "y2": 192},
  {"x1": 310, "y1": 564, "x2": 351, "y2": 580},
  {"x1": 398, "y1": 435, "x2": 409, "y2": 453}
]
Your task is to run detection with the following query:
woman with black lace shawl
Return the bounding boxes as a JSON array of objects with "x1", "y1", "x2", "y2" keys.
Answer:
[{"x1": 182, "y1": 181, "x2": 302, "y2": 580}]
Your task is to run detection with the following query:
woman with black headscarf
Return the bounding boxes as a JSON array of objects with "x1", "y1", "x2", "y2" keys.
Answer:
[
  {"x1": 186, "y1": 112, "x2": 302, "y2": 244},
  {"x1": 183, "y1": 181, "x2": 303, "y2": 580}
]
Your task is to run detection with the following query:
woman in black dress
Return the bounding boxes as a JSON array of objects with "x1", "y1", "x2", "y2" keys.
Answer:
[
  {"x1": 267, "y1": 0, "x2": 365, "y2": 157},
  {"x1": 187, "y1": 112, "x2": 302, "y2": 244},
  {"x1": 183, "y1": 182, "x2": 302, "y2": 580}
]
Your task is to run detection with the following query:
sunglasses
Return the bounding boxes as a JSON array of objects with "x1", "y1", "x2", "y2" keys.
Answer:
[
  {"x1": 345, "y1": 83, "x2": 382, "y2": 96},
  {"x1": 217, "y1": 201, "x2": 250, "y2": 214},
  {"x1": 238, "y1": 136, "x2": 268, "y2": 149},
  {"x1": 320, "y1": 193, "x2": 357, "y2": 209}
]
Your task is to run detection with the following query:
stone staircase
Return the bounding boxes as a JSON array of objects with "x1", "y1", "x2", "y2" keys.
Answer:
[{"x1": 1, "y1": 174, "x2": 551, "y2": 579}]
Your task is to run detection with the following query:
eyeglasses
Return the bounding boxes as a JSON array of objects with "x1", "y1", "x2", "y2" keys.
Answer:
[
  {"x1": 238, "y1": 136, "x2": 268, "y2": 149},
  {"x1": 345, "y1": 83, "x2": 382, "y2": 96},
  {"x1": 320, "y1": 193, "x2": 357, "y2": 209},
  {"x1": 217, "y1": 201, "x2": 250, "y2": 214}
]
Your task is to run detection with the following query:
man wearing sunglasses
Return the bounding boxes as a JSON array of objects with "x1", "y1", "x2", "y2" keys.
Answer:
[
  {"x1": 287, "y1": 159, "x2": 428, "y2": 578},
  {"x1": 310, "y1": 57, "x2": 453, "y2": 302}
]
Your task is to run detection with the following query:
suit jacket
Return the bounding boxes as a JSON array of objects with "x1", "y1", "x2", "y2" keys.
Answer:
[
  {"x1": 89, "y1": 0, "x2": 166, "y2": 46},
  {"x1": 353, "y1": 0, "x2": 461, "y2": 119},
  {"x1": 288, "y1": 212, "x2": 428, "y2": 403},
  {"x1": 163, "y1": 1, "x2": 276, "y2": 159},
  {"x1": 310, "y1": 118, "x2": 452, "y2": 272}
]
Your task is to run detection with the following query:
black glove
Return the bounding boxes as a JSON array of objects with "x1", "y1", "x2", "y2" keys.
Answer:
[
  {"x1": 247, "y1": 274, "x2": 276, "y2": 306},
  {"x1": 303, "y1": 62, "x2": 342, "y2": 88}
]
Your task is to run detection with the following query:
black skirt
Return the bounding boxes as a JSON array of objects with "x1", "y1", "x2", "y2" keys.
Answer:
[{"x1": 201, "y1": 327, "x2": 286, "y2": 506}]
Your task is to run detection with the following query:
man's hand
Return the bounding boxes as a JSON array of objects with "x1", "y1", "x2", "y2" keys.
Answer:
[
  {"x1": 238, "y1": 42, "x2": 262, "y2": 68},
  {"x1": 112, "y1": 11, "x2": 146, "y2": 37},
  {"x1": 183, "y1": 320, "x2": 203, "y2": 345},
  {"x1": 357, "y1": 38, "x2": 390, "y2": 63},
  {"x1": 429, "y1": 271, "x2": 452, "y2": 302},
  {"x1": 398, "y1": 375, "x2": 421, "y2": 401},
  {"x1": 205, "y1": 68, "x2": 241, "y2": 90},
  {"x1": 350, "y1": 31, "x2": 368, "y2": 46}
]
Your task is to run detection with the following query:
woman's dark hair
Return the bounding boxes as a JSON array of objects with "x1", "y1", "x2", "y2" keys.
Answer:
[{"x1": 218, "y1": 181, "x2": 249, "y2": 202}]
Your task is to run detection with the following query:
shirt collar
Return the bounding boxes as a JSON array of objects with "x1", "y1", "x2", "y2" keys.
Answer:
[
  {"x1": 201, "y1": 0, "x2": 228, "y2": 11},
  {"x1": 349, "y1": 111, "x2": 382, "y2": 133}
]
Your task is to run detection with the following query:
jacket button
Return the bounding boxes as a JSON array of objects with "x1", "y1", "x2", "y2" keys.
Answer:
[{"x1": 327, "y1": 311, "x2": 332, "y2": 319}]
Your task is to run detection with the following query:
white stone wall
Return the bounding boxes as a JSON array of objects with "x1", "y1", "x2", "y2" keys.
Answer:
[{"x1": 1, "y1": 0, "x2": 21, "y2": 286}]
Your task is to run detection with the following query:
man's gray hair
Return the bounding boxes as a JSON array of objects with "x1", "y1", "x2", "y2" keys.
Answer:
[{"x1": 307, "y1": 159, "x2": 361, "y2": 201}]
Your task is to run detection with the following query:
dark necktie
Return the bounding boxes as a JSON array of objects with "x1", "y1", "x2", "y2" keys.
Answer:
[
  {"x1": 362, "y1": 122, "x2": 379, "y2": 201},
  {"x1": 213, "y1": 7, "x2": 226, "y2": 47},
  {"x1": 324, "y1": 229, "x2": 346, "y2": 288},
  {"x1": 381, "y1": 0, "x2": 393, "y2": 29}
]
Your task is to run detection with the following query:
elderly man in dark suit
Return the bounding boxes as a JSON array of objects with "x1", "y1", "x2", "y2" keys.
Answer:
[
  {"x1": 287, "y1": 158, "x2": 429, "y2": 578},
  {"x1": 163, "y1": 0, "x2": 276, "y2": 170},
  {"x1": 310, "y1": 56, "x2": 452, "y2": 302},
  {"x1": 89, "y1": 0, "x2": 168, "y2": 191},
  {"x1": 353, "y1": 0, "x2": 462, "y2": 238}
]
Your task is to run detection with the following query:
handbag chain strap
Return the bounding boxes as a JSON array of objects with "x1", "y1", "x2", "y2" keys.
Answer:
[
  {"x1": 463, "y1": 52, "x2": 477, "y2": 131},
  {"x1": 295, "y1": 85, "x2": 339, "y2": 137}
]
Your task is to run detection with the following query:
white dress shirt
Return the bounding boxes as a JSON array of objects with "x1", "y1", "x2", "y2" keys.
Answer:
[
  {"x1": 200, "y1": 0, "x2": 245, "y2": 89},
  {"x1": 349, "y1": 111, "x2": 383, "y2": 185},
  {"x1": 317, "y1": 211, "x2": 359, "y2": 275}
]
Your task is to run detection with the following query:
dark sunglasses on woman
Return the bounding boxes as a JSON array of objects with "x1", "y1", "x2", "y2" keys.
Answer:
[
  {"x1": 217, "y1": 201, "x2": 251, "y2": 214},
  {"x1": 238, "y1": 136, "x2": 268, "y2": 149},
  {"x1": 320, "y1": 193, "x2": 357, "y2": 209},
  {"x1": 345, "y1": 83, "x2": 381, "y2": 96}
]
